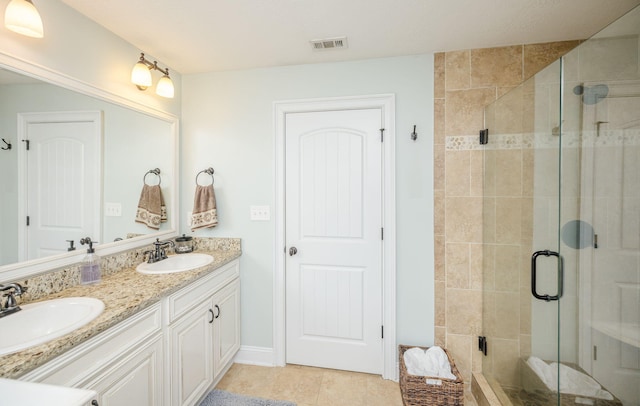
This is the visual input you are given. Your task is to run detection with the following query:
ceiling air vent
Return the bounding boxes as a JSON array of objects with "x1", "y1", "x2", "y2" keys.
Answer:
[{"x1": 310, "y1": 36, "x2": 348, "y2": 51}]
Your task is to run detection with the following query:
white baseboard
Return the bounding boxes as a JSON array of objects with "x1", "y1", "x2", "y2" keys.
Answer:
[
  {"x1": 233, "y1": 345, "x2": 276, "y2": 366},
  {"x1": 233, "y1": 346, "x2": 399, "y2": 381}
]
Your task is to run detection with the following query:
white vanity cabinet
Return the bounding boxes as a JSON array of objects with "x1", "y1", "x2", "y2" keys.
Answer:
[
  {"x1": 211, "y1": 279, "x2": 241, "y2": 379},
  {"x1": 166, "y1": 259, "x2": 240, "y2": 406},
  {"x1": 86, "y1": 335, "x2": 163, "y2": 406},
  {"x1": 20, "y1": 258, "x2": 241, "y2": 406},
  {"x1": 21, "y1": 303, "x2": 164, "y2": 406}
]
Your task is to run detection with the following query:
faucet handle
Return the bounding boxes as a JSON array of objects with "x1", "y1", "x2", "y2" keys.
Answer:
[
  {"x1": 143, "y1": 250, "x2": 155, "y2": 263},
  {"x1": 3, "y1": 292, "x2": 17, "y2": 309}
]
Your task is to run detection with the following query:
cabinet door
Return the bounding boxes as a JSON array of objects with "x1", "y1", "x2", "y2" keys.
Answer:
[
  {"x1": 90, "y1": 335, "x2": 163, "y2": 406},
  {"x1": 212, "y1": 279, "x2": 241, "y2": 379},
  {"x1": 169, "y1": 299, "x2": 214, "y2": 406}
]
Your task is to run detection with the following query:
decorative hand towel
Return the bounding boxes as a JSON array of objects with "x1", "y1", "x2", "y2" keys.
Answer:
[
  {"x1": 191, "y1": 184, "x2": 218, "y2": 231},
  {"x1": 135, "y1": 184, "x2": 167, "y2": 230}
]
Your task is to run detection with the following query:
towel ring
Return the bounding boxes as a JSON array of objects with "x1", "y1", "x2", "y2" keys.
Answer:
[
  {"x1": 144, "y1": 168, "x2": 161, "y2": 185},
  {"x1": 196, "y1": 167, "x2": 214, "y2": 186}
]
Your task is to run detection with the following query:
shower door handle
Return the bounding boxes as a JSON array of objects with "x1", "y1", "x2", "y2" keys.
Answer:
[{"x1": 531, "y1": 250, "x2": 564, "y2": 301}]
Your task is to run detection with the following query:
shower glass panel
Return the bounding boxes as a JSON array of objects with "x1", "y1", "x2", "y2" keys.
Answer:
[
  {"x1": 560, "y1": 7, "x2": 640, "y2": 405},
  {"x1": 482, "y1": 59, "x2": 563, "y2": 404},
  {"x1": 482, "y1": 5, "x2": 640, "y2": 405}
]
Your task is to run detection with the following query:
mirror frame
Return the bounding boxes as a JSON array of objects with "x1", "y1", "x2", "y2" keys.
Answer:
[{"x1": 0, "y1": 51, "x2": 179, "y2": 283}]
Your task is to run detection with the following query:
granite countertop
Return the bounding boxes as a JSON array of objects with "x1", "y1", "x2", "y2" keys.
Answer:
[{"x1": 0, "y1": 248, "x2": 241, "y2": 379}]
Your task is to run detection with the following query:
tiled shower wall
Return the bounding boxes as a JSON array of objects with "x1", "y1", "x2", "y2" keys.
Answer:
[{"x1": 432, "y1": 41, "x2": 580, "y2": 386}]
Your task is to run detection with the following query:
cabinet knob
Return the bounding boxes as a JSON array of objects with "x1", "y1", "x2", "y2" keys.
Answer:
[
  {"x1": 214, "y1": 304, "x2": 220, "y2": 319},
  {"x1": 289, "y1": 247, "x2": 297, "y2": 256},
  {"x1": 92, "y1": 401, "x2": 99, "y2": 406},
  {"x1": 208, "y1": 309, "x2": 214, "y2": 324}
]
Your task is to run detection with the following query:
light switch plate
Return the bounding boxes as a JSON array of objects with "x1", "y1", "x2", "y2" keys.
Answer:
[
  {"x1": 250, "y1": 205, "x2": 270, "y2": 221},
  {"x1": 104, "y1": 202, "x2": 122, "y2": 217}
]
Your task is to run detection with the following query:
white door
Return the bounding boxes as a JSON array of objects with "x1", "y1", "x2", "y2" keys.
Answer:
[
  {"x1": 285, "y1": 108, "x2": 383, "y2": 374},
  {"x1": 18, "y1": 111, "x2": 101, "y2": 260}
]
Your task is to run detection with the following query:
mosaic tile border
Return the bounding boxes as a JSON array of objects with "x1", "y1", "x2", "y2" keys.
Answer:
[{"x1": 445, "y1": 130, "x2": 640, "y2": 151}]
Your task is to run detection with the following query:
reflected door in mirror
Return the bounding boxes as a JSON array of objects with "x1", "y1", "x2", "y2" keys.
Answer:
[{"x1": 19, "y1": 111, "x2": 102, "y2": 261}]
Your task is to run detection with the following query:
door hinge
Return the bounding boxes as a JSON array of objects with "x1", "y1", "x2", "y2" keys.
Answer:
[
  {"x1": 479, "y1": 129, "x2": 489, "y2": 145},
  {"x1": 381, "y1": 227, "x2": 384, "y2": 240},
  {"x1": 22, "y1": 139, "x2": 30, "y2": 150},
  {"x1": 478, "y1": 336, "x2": 487, "y2": 356},
  {"x1": 26, "y1": 216, "x2": 30, "y2": 226},
  {"x1": 381, "y1": 325, "x2": 384, "y2": 339},
  {"x1": 380, "y1": 128, "x2": 385, "y2": 142},
  {"x1": 593, "y1": 345, "x2": 597, "y2": 361}
]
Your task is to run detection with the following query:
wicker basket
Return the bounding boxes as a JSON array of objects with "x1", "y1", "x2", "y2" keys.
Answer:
[{"x1": 399, "y1": 345, "x2": 464, "y2": 406}]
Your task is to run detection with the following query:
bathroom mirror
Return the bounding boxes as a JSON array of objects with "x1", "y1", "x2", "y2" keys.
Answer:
[{"x1": 0, "y1": 64, "x2": 178, "y2": 278}]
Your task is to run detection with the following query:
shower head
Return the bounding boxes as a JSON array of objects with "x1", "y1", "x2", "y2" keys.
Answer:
[{"x1": 573, "y1": 84, "x2": 609, "y2": 105}]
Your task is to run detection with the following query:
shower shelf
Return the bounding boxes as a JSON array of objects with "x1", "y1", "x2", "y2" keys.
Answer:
[{"x1": 591, "y1": 321, "x2": 640, "y2": 348}]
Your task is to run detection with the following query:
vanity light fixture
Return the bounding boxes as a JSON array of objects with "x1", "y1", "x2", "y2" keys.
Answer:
[
  {"x1": 130, "y1": 53, "x2": 174, "y2": 99},
  {"x1": 4, "y1": 0, "x2": 43, "y2": 38}
]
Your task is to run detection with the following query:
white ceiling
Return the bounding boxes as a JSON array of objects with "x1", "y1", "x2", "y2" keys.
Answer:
[{"x1": 58, "y1": 0, "x2": 640, "y2": 75}]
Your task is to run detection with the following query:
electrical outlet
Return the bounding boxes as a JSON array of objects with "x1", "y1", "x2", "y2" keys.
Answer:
[
  {"x1": 250, "y1": 205, "x2": 270, "y2": 221},
  {"x1": 104, "y1": 202, "x2": 122, "y2": 217}
]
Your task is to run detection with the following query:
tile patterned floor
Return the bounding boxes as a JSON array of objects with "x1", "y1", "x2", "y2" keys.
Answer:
[{"x1": 216, "y1": 363, "x2": 478, "y2": 405}]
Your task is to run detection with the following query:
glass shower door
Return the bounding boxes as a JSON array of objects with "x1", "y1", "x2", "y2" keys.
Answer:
[
  {"x1": 482, "y1": 5, "x2": 640, "y2": 405},
  {"x1": 560, "y1": 8, "x2": 640, "y2": 403},
  {"x1": 481, "y1": 59, "x2": 564, "y2": 404}
]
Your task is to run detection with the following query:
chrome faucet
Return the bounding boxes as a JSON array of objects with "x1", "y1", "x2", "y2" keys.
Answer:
[
  {"x1": 144, "y1": 238, "x2": 176, "y2": 264},
  {"x1": 0, "y1": 283, "x2": 27, "y2": 318}
]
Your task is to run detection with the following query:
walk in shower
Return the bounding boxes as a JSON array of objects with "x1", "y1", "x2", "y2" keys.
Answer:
[{"x1": 481, "y1": 5, "x2": 640, "y2": 405}]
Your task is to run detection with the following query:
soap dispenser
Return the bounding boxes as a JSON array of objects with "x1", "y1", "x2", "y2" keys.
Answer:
[{"x1": 79, "y1": 237, "x2": 101, "y2": 285}]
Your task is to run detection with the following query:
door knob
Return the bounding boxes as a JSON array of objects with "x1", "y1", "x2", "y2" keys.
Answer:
[{"x1": 289, "y1": 247, "x2": 298, "y2": 256}]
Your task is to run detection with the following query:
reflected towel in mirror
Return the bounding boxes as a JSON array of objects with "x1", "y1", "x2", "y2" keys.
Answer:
[
  {"x1": 191, "y1": 184, "x2": 218, "y2": 231},
  {"x1": 135, "y1": 184, "x2": 167, "y2": 229}
]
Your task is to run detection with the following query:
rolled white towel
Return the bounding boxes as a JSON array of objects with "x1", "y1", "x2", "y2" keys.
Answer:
[
  {"x1": 527, "y1": 356, "x2": 555, "y2": 389},
  {"x1": 554, "y1": 362, "x2": 613, "y2": 400},
  {"x1": 403, "y1": 346, "x2": 457, "y2": 380},
  {"x1": 404, "y1": 347, "x2": 435, "y2": 376},
  {"x1": 526, "y1": 356, "x2": 613, "y2": 400}
]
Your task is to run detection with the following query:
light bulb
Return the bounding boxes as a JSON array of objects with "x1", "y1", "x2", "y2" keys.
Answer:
[
  {"x1": 131, "y1": 61, "x2": 152, "y2": 89},
  {"x1": 155, "y1": 74, "x2": 174, "y2": 98},
  {"x1": 4, "y1": 0, "x2": 44, "y2": 38}
]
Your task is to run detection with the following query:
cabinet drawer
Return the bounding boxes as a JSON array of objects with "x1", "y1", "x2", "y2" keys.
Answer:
[
  {"x1": 22, "y1": 303, "x2": 162, "y2": 387},
  {"x1": 167, "y1": 259, "x2": 239, "y2": 323}
]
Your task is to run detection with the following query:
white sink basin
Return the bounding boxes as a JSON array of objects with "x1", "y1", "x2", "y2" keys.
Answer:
[
  {"x1": 0, "y1": 297, "x2": 104, "y2": 356},
  {"x1": 136, "y1": 253, "x2": 214, "y2": 275}
]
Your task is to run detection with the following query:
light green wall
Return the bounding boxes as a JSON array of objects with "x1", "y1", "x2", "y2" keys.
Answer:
[{"x1": 182, "y1": 54, "x2": 435, "y2": 348}]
